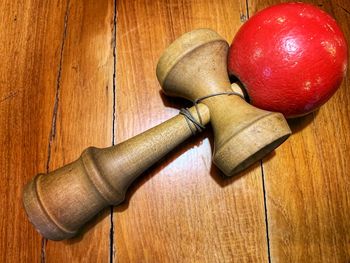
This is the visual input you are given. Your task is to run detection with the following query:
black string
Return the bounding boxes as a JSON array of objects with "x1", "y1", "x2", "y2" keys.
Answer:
[
  {"x1": 179, "y1": 108, "x2": 205, "y2": 135},
  {"x1": 180, "y1": 91, "x2": 244, "y2": 135}
]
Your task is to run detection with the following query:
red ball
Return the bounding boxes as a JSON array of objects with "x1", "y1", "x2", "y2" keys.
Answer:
[{"x1": 228, "y1": 3, "x2": 348, "y2": 118}]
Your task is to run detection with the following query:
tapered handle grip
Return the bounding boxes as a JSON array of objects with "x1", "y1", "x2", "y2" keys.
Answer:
[{"x1": 23, "y1": 104, "x2": 210, "y2": 240}]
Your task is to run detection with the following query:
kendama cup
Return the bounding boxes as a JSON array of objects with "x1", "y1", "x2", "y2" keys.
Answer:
[{"x1": 157, "y1": 28, "x2": 292, "y2": 175}]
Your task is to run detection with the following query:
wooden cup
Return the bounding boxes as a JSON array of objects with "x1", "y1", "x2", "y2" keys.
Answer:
[{"x1": 157, "y1": 29, "x2": 291, "y2": 175}]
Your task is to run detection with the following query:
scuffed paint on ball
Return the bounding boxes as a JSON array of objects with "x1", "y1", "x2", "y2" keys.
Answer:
[{"x1": 228, "y1": 2, "x2": 348, "y2": 118}]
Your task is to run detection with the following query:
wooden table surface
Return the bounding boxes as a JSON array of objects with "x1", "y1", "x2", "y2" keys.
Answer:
[{"x1": 0, "y1": 0, "x2": 349, "y2": 262}]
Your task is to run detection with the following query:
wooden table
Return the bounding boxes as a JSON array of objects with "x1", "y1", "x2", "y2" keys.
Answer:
[{"x1": 1, "y1": 0, "x2": 349, "y2": 262}]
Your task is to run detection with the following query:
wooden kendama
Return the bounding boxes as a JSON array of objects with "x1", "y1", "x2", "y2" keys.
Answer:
[
  {"x1": 23, "y1": 3, "x2": 347, "y2": 241},
  {"x1": 23, "y1": 28, "x2": 291, "y2": 240}
]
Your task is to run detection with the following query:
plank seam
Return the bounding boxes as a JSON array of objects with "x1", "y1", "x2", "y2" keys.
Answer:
[
  {"x1": 246, "y1": 0, "x2": 250, "y2": 19},
  {"x1": 248, "y1": 2, "x2": 272, "y2": 261},
  {"x1": 110, "y1": 0, "x2": 118, "y2": 262},
  {"x1": 261, "y1": 160, "x2": 272, "y2": 263},
  {"x1": 245, "y1": 3, "x2": 273, "y2": 262},
  {"x1": 42, "y1": 0, "x2": 71, "y2": 262}
]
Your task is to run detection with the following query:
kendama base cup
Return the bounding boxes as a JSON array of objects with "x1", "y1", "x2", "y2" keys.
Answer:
[{"x1": 157, "y1": 28, "x2": 291, "y2": 175}]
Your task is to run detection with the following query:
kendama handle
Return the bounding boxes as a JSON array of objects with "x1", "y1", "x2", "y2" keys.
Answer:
[{"x1": 23, "y1": 104, "x2": 210, "y2": 240}]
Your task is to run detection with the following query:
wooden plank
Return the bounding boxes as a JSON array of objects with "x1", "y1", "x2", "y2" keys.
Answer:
[
  {"x1": 0, "y1": 0, "x2": 68, "y2": 262},
  {"x1": 114, "y1": 0, "x2": 268, "y2": 262},
  {"x1": 249, "y1": 0, "x2": 350, "y2": 262},
  {"x1": 42, "y1": 0, "x2": 115, "y2": 262}
]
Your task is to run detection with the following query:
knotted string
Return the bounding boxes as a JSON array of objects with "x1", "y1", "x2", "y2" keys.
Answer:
[{"x1": 180, "y1": 91, "x2": 244, "y2": 135}]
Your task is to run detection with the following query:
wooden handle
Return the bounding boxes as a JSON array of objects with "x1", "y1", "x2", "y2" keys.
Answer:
[{"x1": 23, "y1": 104, "x2": 210, "y2": 240}]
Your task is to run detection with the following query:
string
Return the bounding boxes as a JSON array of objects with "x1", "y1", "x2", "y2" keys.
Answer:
[{"x1": 180, "y1": 91, "x2": 244, "y2": 135}]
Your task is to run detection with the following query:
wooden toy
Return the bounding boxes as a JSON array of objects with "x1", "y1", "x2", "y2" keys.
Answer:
[{"x1": 23, "y1": 29, "x2": 291, "y2": 240}]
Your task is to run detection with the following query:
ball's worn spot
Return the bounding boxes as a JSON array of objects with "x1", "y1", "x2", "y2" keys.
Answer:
[{"x1": 228, "y1": 2, "x2": 348, "y2": 118}]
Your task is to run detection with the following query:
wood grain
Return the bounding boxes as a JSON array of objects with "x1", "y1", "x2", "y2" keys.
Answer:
[
  {"x1": 114, "y1": 0, "x2": 268, "y2": 262},
  {"x1": 1, "y1": 0, "x2": 349, "y2": 262},
  {"x1": 249, "y1": 0, "x2": 350, "y2": 262},
  {"x1": 42, "y1": 0, "x2": 115, "y2": 261},
  {"x1": 0, "y1": 0, "x2": 68, "y2": 262}
]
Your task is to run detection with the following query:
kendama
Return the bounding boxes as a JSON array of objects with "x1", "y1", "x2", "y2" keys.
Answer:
[{"x1": 23, "y1": 2, "x2": 347, "y2": 241}]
